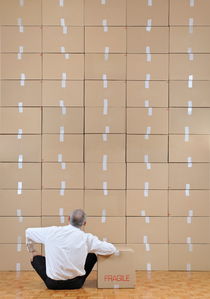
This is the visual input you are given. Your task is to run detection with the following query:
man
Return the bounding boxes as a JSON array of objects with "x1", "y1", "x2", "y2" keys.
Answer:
[{"x1": 25, "y1": 209, "x2": 117, "y2": 290}]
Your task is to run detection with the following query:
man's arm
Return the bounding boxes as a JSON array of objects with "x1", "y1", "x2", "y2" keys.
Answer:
[
  {"x1": 86, "y1": 233, "x2": 117, "y2": 255},
  {"x1": 25, "y1": 227, "x2": 54, "y2": 251}
]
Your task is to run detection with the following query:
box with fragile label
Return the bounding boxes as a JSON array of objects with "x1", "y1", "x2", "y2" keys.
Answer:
[{"x1": 97, "y1": 247, "x2": 135, "y2": 289}]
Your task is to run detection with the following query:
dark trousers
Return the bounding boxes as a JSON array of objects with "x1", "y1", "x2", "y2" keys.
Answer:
[{"x1": 31, "y1": 253, "x2": 97, "y2": 290}]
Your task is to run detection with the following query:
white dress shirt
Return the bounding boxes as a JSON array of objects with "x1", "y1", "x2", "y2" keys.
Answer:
[{"x1": 25, "y1": 225, "x2": 117, "y2": 280}]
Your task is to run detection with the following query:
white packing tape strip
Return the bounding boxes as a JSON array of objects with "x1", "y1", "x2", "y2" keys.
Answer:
[
  {"x1": 147, "y1": 263, "x2": 152, "y2": 271},
  {"x1": 103, "y1": 181, "x2": 108, "y2": 196},
  {"x1": 17, "y1": 17, "x2": 22, "y2": 26},
  {"x1": 19, "y1": 0, "x2": 24, "y2": 7},
  {"x1": 101, "y1": 209, "x2": 106, "y2": 223},
  {"x1": 145, "y1": 73, "x2": 151, "y2": 89},
  {"x1": 187, "y1": 216, "x2": 192, "y2": 224},
  {"x1": 186, "y1": 264, "x2": 191, "y2": 271},
  {"x1": 144, "y1": 100, "x2": 149, "y2": 108},
  {"x1": 17, "y1": 129, "x2": 23, "y2": 139},
  {"x1": 101, "y1": 0, "x2": 106, "y2": 4},
  {"x1": 16, "y1": 209, "x2": 23, "y2": 223},
  {"x1": 148, "y1": 107, "x2": 153, "y2": 116},
  {"x1": 102, "y1": 133, "x2": 108, "y2": 142},
  {"x1": 186, "y1": 236, "x2": 192, "y2": 244},
  {"x1": 104, "y1": 46, "x2": 109, "y2": 61},
  {"x1": 58, "y1": 153, "x2": 63, "y2": 163},
  {"x1": 103, "y1": 237, "x2": 108, "y2": 242},
  {"x1": 60, "y1": 126, "x2": 65, "y2": 142},
  {"x1": 20, "y1": 73, "x2": 25, "y2": 86},
  {"x1": 147, "y1": 0, "x2": 153, "y2": 6},
  {"x1": 188, "y1": 209, "x2": 193, "y2": 217},
  {"x1": 18, "y1": 154, "x2": 23, "y2": 169},
  {"x1": 188, "y1": 244, "x2": 193, "y2": 252},
  {"x1": 16, "y1": 263, "x2": 21, "y2": 272},
  {"x1": 61, "y1": 162, "x2": 66, "y2": 169},
  {"x1": 187, "y1": 156, "x2": 192, "y2": 168},
  {"x1": 17, "y1": 46, "x2": 24, "y2": 60},
  {"x1": 60, "y1": 46, "x2": 65, "y2": 53},
  {"x1": 145, "y1": 243, "x2": 150, "y2": 252},
  {"x1": 145, "y1": 216, "x2": 150, "y2": 224},
  {"x1": 188, "y1": 48, "x2": 194, "y2": 61},
  {"x1": 141, "y1": 210, "x2": 146, "y2": 216},
  {"x1": 102, "y1": 19, "x2": 108, "y2": 32},
  {"x1": 102, "y1": 154, "x2": 108, "y2": 171},
  {"x1": 65, "y1": 53, "x2": 70, "y2": 59},
  {"x1": 103, "y1": 125, "x2": 110, "y2": 141},
  {"x1": 144, "y1": 154, "x2": 151, "y2": 170},
  {"x1": 62, "y1": 72, "x2": 67, "y2": 80},
  {"x1": 188, "y1": 18, "x2": 194, "y2": 34},
  {"x1": 102, "y1": 73, "x2": 108, "y2": 88},
  {"x1": 185, "y1": 183, "x2": 190, "y2": 197},
  {"x1": 188, "y1": 75, "x2": 193, "y2": 88},
  {"x1": 187, "y1": 101, "x2": 193, "y2": 115},
  {"x1": 59, "y1": 0, "x2": 64, "y2": 7},
  {"x1": 62, "y1": 25, "x2": 68, "y2": 34},
  {"x1": 143, "y1": 235, "x2": 148, "y2": 244},
  {"x1": 17, "y1": 235, "x2": 22, "y2": 251},
  {"x1": 184, "y1": 126, "x2": 190, "y2": 142},
  {"x1": 59, "y1": 100, "x2": 66, "y2": 115},
  {"x1": 60, "y1": 181, "x2": 66, "y2": 196},
  {"x1": 103, "y1": 99, "x2": 108, "y2": 115},
  {"x1": 146, "y1": 46, "x2": 151, "y2": 62},
  {"x1": 60, "y1": 18, "x2": 65, "y2": 26},
  {"x1": 17, "y1": 181, "x2": 22, "y2": 195},
  {"x1": 144, "y1": 182, "x2": 149, "y2": 197},
  {"x1": 114, "y1": 250, "x2": 120, "y2": 256},
  {"x1": 146, "y1": 19, "x2": 152, "y2": 32},
  {"x1": 189, "y1": 0, "x2": 195, "y2": 7},
  {"x1": 145, "y1": 126, "x2": 151, "y2": 140},
  {"x1": 114, "y1": 284, "x2": 120, "y2": 289},
  {"x1": 59, "y1": 208, "x2": 65, "y2": 223},
  {"x1": 18, "y1": 102, "x2": 23, "y2": 113}
]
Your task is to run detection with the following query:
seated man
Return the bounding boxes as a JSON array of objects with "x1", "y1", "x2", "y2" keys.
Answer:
[{"x1": 25, "y1": 209, "x2": 117, "y2": 290}]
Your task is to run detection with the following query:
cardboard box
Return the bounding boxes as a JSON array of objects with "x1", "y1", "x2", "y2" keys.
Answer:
[
  {"x1": 127, "y1": 0, "x2": 168, "y2": 26},
  {"x1": 84, "y1": 0, "x2": 126, "y2": 26},
  {"x1": 169, "y1": 244, "x2": 210, "y2": 271},
  {"x1": 170, "y1": 54, "x2": 210, "y2": 80},
  {"x1": 42, "y1": 134, "x2": 83, "y2": 162},
  {"x1": 42, "y1": 107, "x2": 83, "y2": 133},
  {"x1": 85, "y1": 80, "x2": 126, "y2": 107},
  {"x1": 43, "y1": 26, "x2": 84, "y2": 53},
  {"x1": 170, "y1": 27, "x2": 210, "y2": 53},
  {"x1": 127, "y1": 27, "x2": 169, "y2": 53},
  {"x1": 1, "y1": 54, "x2": 41, "y2": 79},
  {"x1": 127, "y1": 244, "x2": 168, "y2": 270},
  {"x1": 97, "y1": 247, "x2": 135, "y2": 288},
  {"x1": 41, "y1": 216, "x2": 68, "y2": 227},
  {"x1": 0, "y1": 0, "x2": 41, "y2": 25},
  {"x1": 42, "y1": 190, "x2": 83, "y2": 216},
  {"x1": 42, "y1": 162, "x2": 84, "y2": 189},
  {"x1": 127, "y1": 54, "x2": 168, "y2": 80},
  {"x1": 127, "y1": 135, "x2": 168, "y2": 162},
  {"x1": 85, "y1": 27, "x2": 126, "y2": 53},
  {"x1": 169, "y1": 108, "x2": 210, "y2": 134},
  {"x1": 42, "y1": 0, "x2": 83, "y2": 25},
  {"x1": 0, "y1": 107, "x2": 41, "y2": 134},
  {"x1": 0, "y1": 80, "x2": 42, "y2": 107},
  {"x1": 1, "y1": 26, "x2": 41, "y2": 52},
  {"x1": 169, "y1": 135, "x2": 210, "y2": 162},
  {"x1": 126, "y1": 190, "x2": 168, "y2": 216},
  {"x1": 127, "y1": 217, "x2": 168, "y2": 244},
  {"x1": 85, "y1": 54, "x2": 126, "y2": 80},
  {"x1": 85, "y1": 134, "x2": 125, "y2": 162},
  {"x1": 0, "y1": 217, "x2": 41, "y2": 243},
  {"x1": 85, "y1": 107, "x2": 125, "y2": 133},
  {"x1": 0, "y1": 190, "x2": 41, "y2": 216},
  {"x1": 0, "y1": 163, "x2": 41, "y2": 189},
  {"x1": 85, "y1": 217, "x2": 126, "y2": 243},
  {"x1": 85, "y1": 163, "x2": 126, "y2": 189},
  {"x1": 42, "y1": 80, "x2": 83, "y2": 107},
  {"x1": 169, "y1": 217, "x2": 210, "y2": 244},
  {"x1": 43, "y1": 54, "x2": 84, "y2": 79},
  {"x1": 84, "y1": 190, "x2": 125, "y2": 216},
  {"x1": 127, "y1": 81, "x2": 168, "y2": 108},
  {"x1": 127, "y1": 108, "x2": 168, "y2": 134},
  {"x1": 127, "y1": 163, "x2": 168, "y2": 190},
  {"x1": 170, "y1": 0, "x2": 210, "y2": 25},
  {"x1": 169, "y1": 190, "x2": 210, "y2": 217},
  {"x1": 169, "y1": 81, "x2": 210, "y2": 107}
]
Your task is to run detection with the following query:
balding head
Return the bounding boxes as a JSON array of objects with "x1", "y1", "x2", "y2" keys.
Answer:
[{"x1": 69, "y1": 209, "x2": 86, "y2": 228}]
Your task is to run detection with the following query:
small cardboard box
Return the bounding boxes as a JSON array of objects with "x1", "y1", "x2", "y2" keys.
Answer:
[{"x1": 97, "y1": 247, "x2": 135, "y2": 288}]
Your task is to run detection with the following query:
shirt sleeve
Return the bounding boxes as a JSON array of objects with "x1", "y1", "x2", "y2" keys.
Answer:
[
  {"x1": 25, "y1": 226, "x2": 54, "y2": 245},
  {"x1": 86, "y1": 233, "x2": 117, "y2": 255}
]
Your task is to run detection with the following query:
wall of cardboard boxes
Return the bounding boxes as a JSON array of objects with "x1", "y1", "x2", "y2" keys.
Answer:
[{"x1": 0, "y1": 0, "x2": 210, "y2": 272}]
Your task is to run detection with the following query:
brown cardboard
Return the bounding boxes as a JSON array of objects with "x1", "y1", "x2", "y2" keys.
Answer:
[
  {"x1": 42, "y1": 0, "x2": 84, "y2": 25},
  {"x1": 126, "y1": 190, "x2": 168, "y2": 216},
  {"x1": 0, "y1": 135, "x2": 41, "y2": 162},
  {"x1": 169, "y1": 108, "x2": 210, "y2": 134},
  {"x1": 127, "y1": 244, "x2": 168, "y2": 270},
  {"x1": 0, "y1": 80, "x2": 42, "y2": 106},
  {"x1": 0, "y1": 217, "x2": 41, "y2": 243},
  {"x1": 43, "y1": 26, "x2": 84, "y2": 52},
  {"x1": 85, "y1": 217, "x2": 126, "y2": 243},
  {"x1": 42, "y1": 80, "x2": 83, "y2": 107},
  {"x1": 127, "y1": 108, "x2": 168, "y2": 134},
  {"x1": 127, "y1": 135, "x2": 168, "y2": 162},
  {"x1": 127, "y1": 81, "x2": 168, "y2": 108},
  {"x1": 1, "y1": 54, "x2": 41, "y2": 79},
  {"x1": 1, "y1": 26, "x2": 41, "y2": 52},
  {"x1": 85, "y1": 163, "x2": 126, "y2": 189},
  {"x1": 127, "y1": 163, "x2": 168, "y2": 190},
  {"x1": 169, "y1": 81, "x2": 210, "y2": 107},
  {"x1": 170, "y1": 0, "x2": 210, "y2": 25},
  {"x1": 42, "y1": 190, "x2": 83, "y2": 216},
  {"x1": 41, "y1": 216, "x2": 68, "y2": 227},
  {"x1": 170, "y1": 27, "x2": 210, "y2": 53},
  {"x1": 42, "y1": 134, "x2": 83, "y2": 162},
  {"x1": 85, "y1": 107, "x2": 125, "y2": 133},
  {"x1": 127, "y1": 217, "x2": 168, "y2": 244},
  {"x1": 170, "y1": 54, "x2": 210, "y2": 80},
  {"x1": 169, "y1": 135, "x2": 210, "y2": 162},
  {"x1": 85, "y1": 27, "x2": 126, "y2": 53},
  {"x1": 42, "y1": 162, "x2": 84, "y2": 189},
  {"x1": 84, "y1": 0, "x2": 126, "y2": 26},
  {"x1": 127, "y1": 0, "x2": 168, "y2": 26},
  {"x1": 169, "y1": 190, "x2": 210, "y2": 217},
  {"x1": 0, "y1": 107, "x2": 41, "y2": 134},
  {"x1": 85, "y1": 81, "x2": 126, "y2": 107},
  {"x1": 0, "y1": 190, "x2": 41, "y2": 216},
  {"x1": 127, "y1": 27, "x2": 169, "y2": 53},
  {"x1": 127, "y1": 54, "x2": 168, "y2": 80},
  {"x1": 169, "y1": 244, "x2": 210, "y2": 271},
  {"x1": 43, "y1": 107, "x2": 83, "y2": 133},
  {"x1": 0, "y1": 0, "x2": 41, "y2": 25},
  {"x1": 84, "y1": 190, "x2": 125, "y2": 216},
  {"x1": 43, "y1": 54, "x2": 84, "y2": 79},
  {"x1": 85, "y1": 134, "x2": 125, "y2": 162},
  {"x1": 85, "y1": 54, "x2": 126, "y2": 80},
  {"x1": 0, "y1": 163, "x2": 41, "y2": 189},
  {"x1": 97, "y1": 247, "x2": 135, "y2": 288},
  {"x1": 169, "y1": 217, "x2": 210, "y2": 244}
]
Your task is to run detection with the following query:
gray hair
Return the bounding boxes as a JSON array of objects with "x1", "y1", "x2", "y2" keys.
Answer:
[{"x1": 70, "y1": 209, "x2": 86, "y2": 228}]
